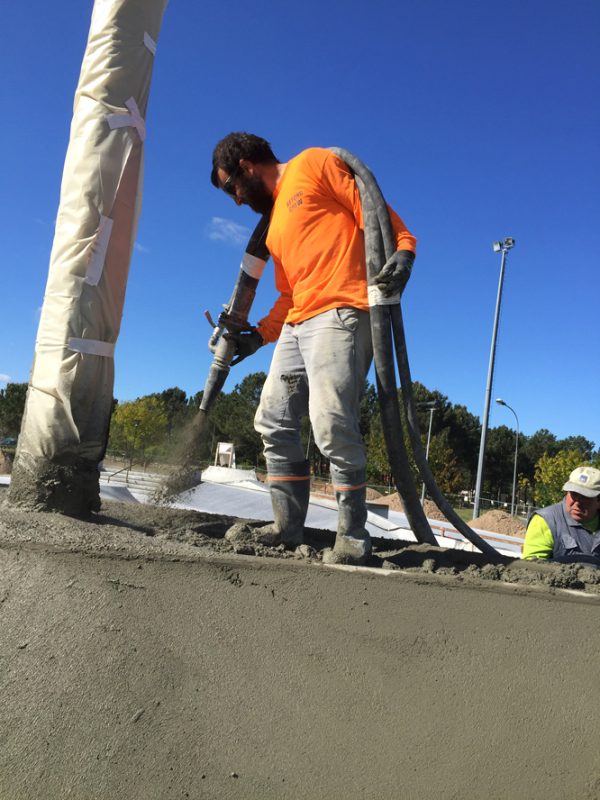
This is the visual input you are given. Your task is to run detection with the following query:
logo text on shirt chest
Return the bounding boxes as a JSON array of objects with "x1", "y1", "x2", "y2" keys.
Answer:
[{"x1": 286, "y1": 191, "x2": 304, "y2": 212}]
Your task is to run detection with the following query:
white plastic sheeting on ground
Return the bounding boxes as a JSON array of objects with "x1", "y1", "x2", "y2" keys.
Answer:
[
  {"x1": 98, "y1": 485, "x2": 141, "y2": 504},
  {"x1": 169, "y1": 479, "x2": 524, "y2": 558},
  {"x1": 200, "y1": 466, "x2": 261, "y2": 484},
  {"x1": 2, "y1": 471, "x2": 523, "y2": 557}
]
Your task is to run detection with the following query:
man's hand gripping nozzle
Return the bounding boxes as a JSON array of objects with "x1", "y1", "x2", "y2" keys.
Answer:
[
  {"x1": 198, "y1": 213, "x2": 270, "y2": 414},
  {"x1": 199, "y1": 270, "x2": 262, "y2": 414}
]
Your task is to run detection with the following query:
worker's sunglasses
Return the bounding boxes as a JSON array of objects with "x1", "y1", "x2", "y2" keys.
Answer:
[{"x1": 222, "y1": 164, "x2": 242, "y2": 197}]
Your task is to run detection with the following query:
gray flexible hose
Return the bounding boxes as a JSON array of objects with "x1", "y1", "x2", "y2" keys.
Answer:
[
  {"x1": 330, "y1": 147, "x2": 497, "y2": 556},
  {"x1": 331, "y1": 147, "x2": 436, "y2": 546}
]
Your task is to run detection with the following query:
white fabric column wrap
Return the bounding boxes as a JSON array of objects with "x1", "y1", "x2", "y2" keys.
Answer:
[{"x1": 14, "y1": 0, "x2": 168, "y2": 475}]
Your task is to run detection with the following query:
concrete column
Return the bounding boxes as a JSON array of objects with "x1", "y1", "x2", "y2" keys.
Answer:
[{"x1": 9, "y1": 0, "x2": 169, "y2": 514}]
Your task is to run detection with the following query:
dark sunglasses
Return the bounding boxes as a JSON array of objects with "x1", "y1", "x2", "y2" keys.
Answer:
[{"x1": 222, "y1": 164, "x2": 242, "y2": 196}]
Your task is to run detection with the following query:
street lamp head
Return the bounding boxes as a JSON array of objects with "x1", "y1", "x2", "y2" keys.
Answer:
[
  {"x1": 495, "y1": 398, "x2": 506, "y2": 406},
  {"x1": 417, "y1": 401, "x2": 438, "y2": 410},
  {"x1": 492, "y1": 238, "x2": 516, "y2": 253}
]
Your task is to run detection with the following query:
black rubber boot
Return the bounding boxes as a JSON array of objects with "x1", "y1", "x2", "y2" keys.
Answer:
[
  {"x1": 322, "y1": 472, "x2": 371, "y2": 566},
  {"x1": 226, "y1": 460, "x2": 311, "y2": 549}
]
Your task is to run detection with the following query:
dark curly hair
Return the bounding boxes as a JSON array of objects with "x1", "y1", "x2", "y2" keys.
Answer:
[{"x1": 211, "y1": 132, "x2": 278, "y2": 187}]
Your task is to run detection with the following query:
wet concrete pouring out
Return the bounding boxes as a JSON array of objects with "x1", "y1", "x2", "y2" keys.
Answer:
[{"x1": 151, "y1": 410, "x2": 209, "y2": 504}]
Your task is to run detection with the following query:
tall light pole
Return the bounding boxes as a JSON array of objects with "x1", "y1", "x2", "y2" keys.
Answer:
[
  {"x1": 417, "y1": 401, "x2": 438, "y2": 504},
  {"x1": 496, "y1": 398, "x2": 519, "y2": 516},
  {"x1": 473, "y1": 237, "x2": 516, "y2": 519}
]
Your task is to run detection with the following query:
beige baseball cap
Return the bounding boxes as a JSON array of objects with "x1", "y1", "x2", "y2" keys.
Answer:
[{"x1": 562, "y1": 466, "x2": 600, "y2": 498}]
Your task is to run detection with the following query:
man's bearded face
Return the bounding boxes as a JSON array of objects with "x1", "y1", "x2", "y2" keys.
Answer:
[{"x1": 237, "y1": 172, "x2": 274, "y2": 215}]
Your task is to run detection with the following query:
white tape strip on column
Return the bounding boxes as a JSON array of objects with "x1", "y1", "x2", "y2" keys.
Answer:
[
  {"x1": 68, "y1": 338, "x2": 115, "y2": 358},
  {"x1": 241, "y1": 252, "x2": 267, "y2": 279},
  {"x1": 367, "y1": 284, "x2": 400, "y2": 307},
  {"x1": 106, "y1": 97, "x2": 146, "y2": 141},
  {"x1": 143, "y1": 32, "x2": 157, "y2": 54},
  {"x1": 85, "y1": 215, "x2": 113, "y2": 286}
]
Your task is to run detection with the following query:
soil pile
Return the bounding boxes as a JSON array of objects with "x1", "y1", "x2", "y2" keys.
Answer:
[
  {"x1": 470, "y1": 509, "x2": 527, "y2": 537},
  {"x1": 372, "y1": 496, "x2": 528, "y2": 538},
  {"x1": 370, "y1": 492, "x2": 445, "y2": 520},
  {"x1": 1, "y1": 489, "x2": 600, "y2": 799},
  {"x1": 311, "y1": 479, "x2": 383, "y2": 501},
  {"x1": 0, "y1": 450, "x2": 12, "y2": 474}
]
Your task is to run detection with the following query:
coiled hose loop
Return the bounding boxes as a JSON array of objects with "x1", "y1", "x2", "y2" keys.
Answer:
[{"x1": 330, "y1": 147, "x2": 497, "y2": 556}]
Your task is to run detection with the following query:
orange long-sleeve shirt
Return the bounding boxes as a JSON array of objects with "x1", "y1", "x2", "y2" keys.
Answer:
[{"x1": 257, "y1": 147, "x2": 416, "y2": 344}]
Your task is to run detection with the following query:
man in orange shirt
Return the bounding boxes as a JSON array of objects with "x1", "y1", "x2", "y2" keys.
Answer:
[{"x1": 211, "y1": 132, "x2": 416, "y2": 565}]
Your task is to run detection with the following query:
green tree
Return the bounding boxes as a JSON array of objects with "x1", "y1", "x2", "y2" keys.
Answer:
[
  {"x1": 485, "y1": 425, "x2": 519, "y2": 501},
  {"x1": 366, "y1": 409, "x2": 394, "y2": 487},
  {"x1": 108, "y1": 396, "x2": 168, "y2": 463},
  {"x1": 365, "y1": 382, "x2": 480, "y2": 494},
  {"x1": 410, "y1": 383, "x2": 479, "y2": 487},
  {"x1": 150, "y1": 387, "x2": 189, "y2": 434},
  {"x1": 445, "y1": 404, "x2": 481, "y2": 485},
  {"x1": 207, "y1": 373, "x2": 266, "y2": 466},
  {"x1": 520, "y1": 428, "x2": 559, "y2": 482},
  {"x1": 533, "y1": 450, "x2": 590, "y2": 506},
  {"x1": 558, "y1": 435, "x2": 595, "y2": 461},
  {"x1": 233, "y1": 372, "x2": 266, "y2": 406},
  {"x1": 426, "y1": 428, "x2": 465, "y2": 494},
  {"x1": 359, "y1": 381, "x2": 378, "y2": 440},
  {"x1": 0, "y1": 382, "x2": 28, "y2": 437}
]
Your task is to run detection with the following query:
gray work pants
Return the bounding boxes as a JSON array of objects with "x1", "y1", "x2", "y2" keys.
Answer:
[{"x1": 255, "y1": 307, "x2": 372, "y2": 483}]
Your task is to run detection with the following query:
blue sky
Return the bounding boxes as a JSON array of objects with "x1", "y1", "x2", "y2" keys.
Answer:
[{"x1": 1, "y1": 0, "x2": 598, "y2": 444}]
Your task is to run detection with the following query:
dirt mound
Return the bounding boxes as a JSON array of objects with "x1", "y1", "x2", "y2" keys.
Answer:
[
  {"x1": 370, "y1": 492, "x2": 446, "y2": 520},
  {"x1": 0, "y1": 449, "x2": 13, "y2": 474},
  {"x1": 311, "y1": 480, "x2": 382, "y2": 501},
  {"x1": 470, "y1": 509, "x2": 526, "y2": 537},
  {"x1": 371, "y1": 496, "x2": 527, "y2": 539},
  {"x1": 370, "y1": 491, "x2": 404, "y2": 511}
]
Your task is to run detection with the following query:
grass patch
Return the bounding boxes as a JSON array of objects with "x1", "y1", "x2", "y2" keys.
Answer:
[{"x1": 452, "y1": 507, "x2": 475, "y2": 522}]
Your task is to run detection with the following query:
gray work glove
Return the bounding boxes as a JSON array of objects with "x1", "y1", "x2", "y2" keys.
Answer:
[
  {"x1": 224, "y1": 328, "x2": 264, "y2": 366},
  {"x1": 374, "y1": 250, "x2": 415, "y2": 298}
]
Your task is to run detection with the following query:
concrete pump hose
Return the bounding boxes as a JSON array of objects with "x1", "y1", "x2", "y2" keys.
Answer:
[
  {"x1": 330, "y1": 147, "x2": 497, "y2": 557},
  {"x1": 390, "y1": 305, "x2": 499, "y2": 556},
  {"x1": 330, "y1": 147, "x2": 437, "y2": 547}
]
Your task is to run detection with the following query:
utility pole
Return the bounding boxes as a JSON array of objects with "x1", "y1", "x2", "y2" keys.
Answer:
[
  {"x1": 417, "y1": 401, "x2": 438, "y2": 504},
  {"x1": 496, "y1": 398, "x2": 519, "y2": 515},
  {"x1": 473, "y1": 237, "x2": 516, "y2": 519}
]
